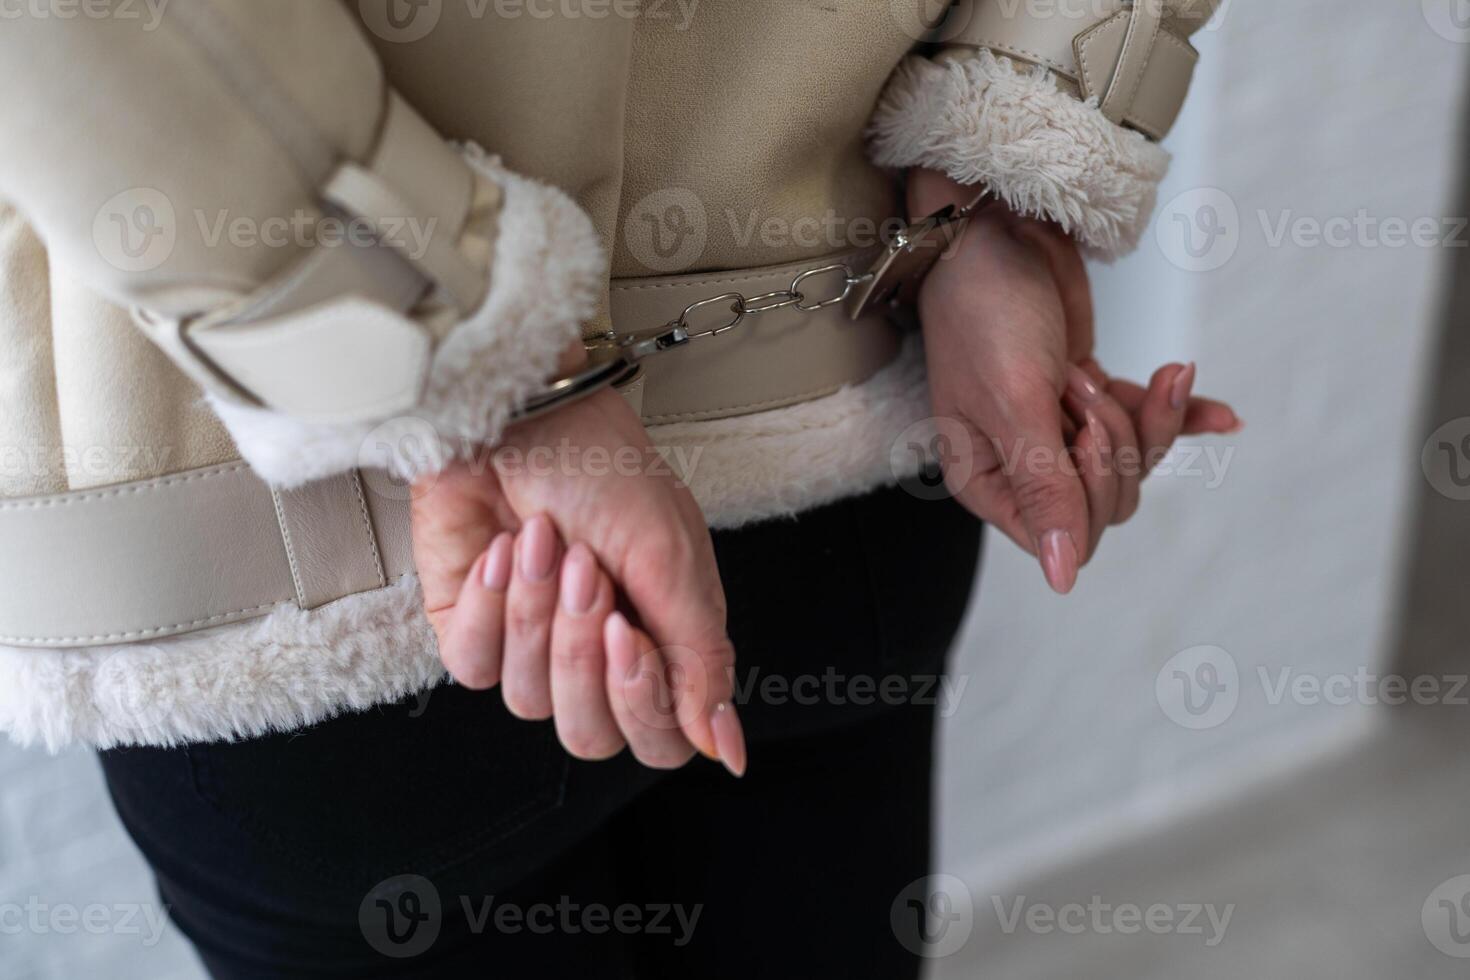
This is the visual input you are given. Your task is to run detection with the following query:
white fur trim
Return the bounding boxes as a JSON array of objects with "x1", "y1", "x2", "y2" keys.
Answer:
[
  {"x1": 212, "y1": 147, "x2": 605, "y2": 488},
  {"x1": 656, "y1": 334, "x2": 932, "y2": 530},
  {"x1": 868, "y1": 50, "x2": 1171, "y2": 258},
  {"x1": 0, "y1": 576, "x2": 444, "y2": 753},
  {"x1": 0, "y1": 344, "x2": 938, "y2": 750}
]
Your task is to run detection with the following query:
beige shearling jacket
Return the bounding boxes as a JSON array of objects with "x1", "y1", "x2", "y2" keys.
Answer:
[{"x1": 0, "y1": 0, "x2": 1218, "y2": 749}]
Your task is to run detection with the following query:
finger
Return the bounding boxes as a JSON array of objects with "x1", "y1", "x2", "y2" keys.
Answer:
[
  {"x1": 604, "y1": 612, "x2": 699, "y2": 771},
  {"x1": 501, "y1": 514, "x2": 562, "y2": 721},
  {"x1": 548, "y1": 544, "x2": 625, "y2": 761},
  {"x1": 1182, "y1": 398, "x2": 1244, "y2": 436},
  {"x1": 438, "y1": 532, "x2": 514, "y2": 690},
  {"x1": 1135, "y1": 364, "x2": 1192, "y2": 477},
  {"x1": 1105, "y1": 377, "x2": 1242, "y2": 435},
  {"x1": 618, "y1": 528, "x2": 746, "y2": 774},
  {"x1": 1071, "y1": 410, "x2": 1120, "y2": 558},
  {"x1": 1064, "y1": 364, "x2": 1143, "y2": 526},
  {"x1": 992, "y1": 377, "x2": 1090, "y2": 593}
]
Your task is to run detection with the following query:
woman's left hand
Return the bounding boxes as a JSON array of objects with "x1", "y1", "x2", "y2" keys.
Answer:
[{"x1": 910, "y1": 169, "x2": 1241, "y2": 594}]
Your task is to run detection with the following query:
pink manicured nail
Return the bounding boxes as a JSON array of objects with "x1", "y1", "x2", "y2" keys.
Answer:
[
  {"x1": 1085, "y1": 410, "x2": 1111, "y2": 455},
  {"x1": 561, "y1": 544, "x2": 598, "y2": 615},
  {"x1": 1039, "y1": 530, "x2": 1079, "y2": 595},
  {"x1": 710, "y1": 701, "x2": 747, "y2": 778},
  {"x1": 1067, "y1": 364, "x2": 1104, "y2": 404},
  {"x1": 482, "y1": 533, "x2": 514, "y2": 592},
  {"x1": 518, "y1": 515, "x2": 558, "y2": 582},
  {"x1": 1170, "y1": 363, "x2": 1197, "y2": 411},
  {"x1": 605, "y1": 611, "x2": 635, "y2": 668}
]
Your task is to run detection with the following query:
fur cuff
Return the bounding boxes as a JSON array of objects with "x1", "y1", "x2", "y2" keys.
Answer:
[
  {"x1": 212, "y1": 147, "x2": 605, "y2": 488},
  {"x1": 0, "y1": 576, "x2": 444, "y2": 752},
  {"x1": 868, "y1": 50, "x2": 1171, "y2": 258}
]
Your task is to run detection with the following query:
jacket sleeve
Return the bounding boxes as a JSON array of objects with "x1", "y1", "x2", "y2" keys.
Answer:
[
  {"x1": 0, "y1": 0, "x2": 604, "y2": 487},
  {"x1": 869, "y1": 0, "x2": 1220, "y2": 258}
]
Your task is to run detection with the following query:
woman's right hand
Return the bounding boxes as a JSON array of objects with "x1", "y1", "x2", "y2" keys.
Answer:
[{"x1": 411, "y1": 386, "x2": 747, "y2": 776}]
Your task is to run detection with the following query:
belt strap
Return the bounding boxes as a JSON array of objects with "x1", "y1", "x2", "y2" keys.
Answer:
[
  {"x1": 611, "y1": 247, "x2": 897, "y2": 424},
  {"x1": 0, "y1": 251, "x2": 901, "y2": 649},
  {"x1": 0, "y1": 464, "x2": 414, "y2": 648},
  {"x1": 946, "y1": 0, "x2": 1200, "y2": 140}
]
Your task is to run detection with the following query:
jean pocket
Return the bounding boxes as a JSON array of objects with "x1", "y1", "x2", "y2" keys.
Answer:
[{"x1": 186, "y1": 683, "x2": 571, "y2": 892}]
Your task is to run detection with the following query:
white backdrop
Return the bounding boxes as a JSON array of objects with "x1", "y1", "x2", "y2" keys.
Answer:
[{"x1": 937, "y1": 0, "x2": 1467, "y2": 890}]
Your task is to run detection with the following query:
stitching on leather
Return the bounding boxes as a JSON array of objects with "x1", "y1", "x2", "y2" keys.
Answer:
[
  {"x1": 0, "y1": 463, "x2": 252, "y2": 511},
  {"x1": 348, "y1": 470, "x2": 388, "y2": 590},
  {"x1": 269, "y1": 486, "x2": 308, "y2": 609},
  {"x1": 0, "y1": 600, "x2": 292, "y2": 646},
  {"x1": 643, "y1": 381, "x2": 848, "y2": 425},
  {"x1": 1110, "y1": 8, "x2": 1161, "y2": 119},
  {"x1": 1077, "y1": 12, "x2": 1128, "y2": 102}
]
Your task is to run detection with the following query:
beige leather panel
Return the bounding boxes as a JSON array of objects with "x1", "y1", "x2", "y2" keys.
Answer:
[
  {"x1": 0, "y1": 206, "x2": 64, "y2": 498},
  {"x1": 0, "y1": 463, "x2": 418, "y2": 648},
  {"x1": 0, "y1": 464, "x2": 295, "y2": 647},
  {"x1": 271, "y1": 472, "x2": 387, "y2": 610}
]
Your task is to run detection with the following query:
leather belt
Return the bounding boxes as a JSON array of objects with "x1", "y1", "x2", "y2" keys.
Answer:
[{"x1": 0, "y1": 250, "x2": 901, "y2": 649}]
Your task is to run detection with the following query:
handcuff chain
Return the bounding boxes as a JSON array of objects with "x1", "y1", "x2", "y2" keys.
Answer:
[{"x1": 593, "y1": 263, "x2": 874, "y2": 363}]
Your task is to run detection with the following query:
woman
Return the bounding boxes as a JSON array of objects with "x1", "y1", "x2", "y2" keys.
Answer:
[{"x1": 0, "y1": 0, "x2": 1236, "y2": 975}]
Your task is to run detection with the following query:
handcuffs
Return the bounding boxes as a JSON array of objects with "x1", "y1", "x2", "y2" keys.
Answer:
[{"x1": 513, "y1": 193, "x2": 995, "y2": 423}]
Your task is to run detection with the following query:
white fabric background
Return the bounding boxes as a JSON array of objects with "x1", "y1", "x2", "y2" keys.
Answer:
[{"x1": 936, "y1": 0, "x2": 1467, "y2": 891}]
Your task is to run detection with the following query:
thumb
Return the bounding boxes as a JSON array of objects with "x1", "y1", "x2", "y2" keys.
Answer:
[{"x1": 994, "y1": 391, "x2": 1090, "y2": 595}]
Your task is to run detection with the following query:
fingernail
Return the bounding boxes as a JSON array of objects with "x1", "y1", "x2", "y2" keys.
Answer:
[
  {"x1": 518, "y1": 516, "x2": 558, "y2": 582},
  {"x1": 482, "y1": 533, "x2": 514, "y2": 592},
  {"x1": 710, "y1": 701, "x2": 747, "y2": 778},
  {"x1": 1039, "y1": 530, "x2": 1079, "y2": 595},
  {"x1": 1067, "y1": 364, "x2": 1103, "y2": 404},
  {"x1": 1085, "y1": 410, "x2": 1111, "y2": 455},
  {"x1": 560, "y1": 544, "x2": 597, "y2": 615},
  {"x1": 1170, "y1": 363, "x2": 1197, "y2": 411},
  {"x1": 605, "y1": 611, "x2": 635, "y2": 667}
]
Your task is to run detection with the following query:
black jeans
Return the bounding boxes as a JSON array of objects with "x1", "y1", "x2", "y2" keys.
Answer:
[{"x1": 99, "y1": 484, "x2": 982, "y2": 979}]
